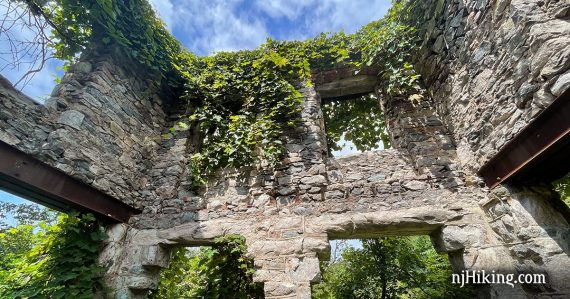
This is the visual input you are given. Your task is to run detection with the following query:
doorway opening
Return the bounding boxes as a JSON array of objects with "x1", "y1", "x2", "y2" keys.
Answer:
[
  {"x1": 0, "y1": 189, "x2": 106, "y2": 297},
  {"x1": 313, "y1": 236, "x2": 474, "y2": 298},
  {"x1": 149, "y1": 237, "x2": 264, "y2": 298}
]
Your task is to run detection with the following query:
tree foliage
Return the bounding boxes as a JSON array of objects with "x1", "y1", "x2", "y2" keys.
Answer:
[
  {"x1": 150, "y1": 235, "x2": 263, "y2": 299},
  {"x1": 0, "y1": 212, "x2": 107, "y2": 298},
  {"x1": 312, "y1": 236, "x2": 474, "y2": 299},
  {"x1": 0, "y1": 201, "x2": 58, "y2": 230},
  {"x1": 322, "y1": 94, "x2": 391, "y2": 154}
]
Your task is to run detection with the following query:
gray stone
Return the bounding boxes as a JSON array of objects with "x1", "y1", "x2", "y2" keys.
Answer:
[
  {"x1": 57, "y1": 110, "x2": 85, "y2": 130},
  {"x1": 278, "y1": 186, "x2": 295, "y2": 196},
  {"x1": 518, "y1": 82, "x2": 539, "y2": 97},
  {"x1": 300, "y1": 175, "x2": 327, "y2": 186},
  {"x1": 74, "y1": 61, "x2": 92, "y2": 74},
  {"x1": 110, "y1": 121, "x2": 126, "y2": 139},
  {"x1": 551, "y1": 70, "x2": 570, "y2": 97},
  {"x1": 402, "y1": 180, "x2": 429, "y2": 191}
]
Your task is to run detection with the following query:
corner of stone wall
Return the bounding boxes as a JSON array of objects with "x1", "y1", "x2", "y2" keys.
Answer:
[
  {"x1": 481, "y1": 184, "x2": 570, "y2": 294},
  {"x1": 412, "y1": 0, "x2": 570, "y2": 172},
  {"x1": 100, "y1": 224, "x2": 174, "y2": 299}
]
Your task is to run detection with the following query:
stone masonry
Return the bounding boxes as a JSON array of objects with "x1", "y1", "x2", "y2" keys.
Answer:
[{"x1": 1, "y1": 0, "x2": 569, "y2": 298}]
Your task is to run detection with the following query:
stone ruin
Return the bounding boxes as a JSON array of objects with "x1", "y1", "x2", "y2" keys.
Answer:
[{"x1": 1, "y1": 0, "x2": 569, "y2": 298}]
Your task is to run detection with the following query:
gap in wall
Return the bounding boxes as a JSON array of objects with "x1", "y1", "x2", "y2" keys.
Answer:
[
  {"x1": 322, "y1": 93, "x2": 390, "y2": 158},
  {"x1": 315, "y1": 235, "x2": 474, "y2": 298}
]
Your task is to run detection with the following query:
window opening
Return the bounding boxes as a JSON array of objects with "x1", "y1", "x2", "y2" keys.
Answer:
[{"x1": 322, "y1": 93, "x2": 390, "y2": 157}]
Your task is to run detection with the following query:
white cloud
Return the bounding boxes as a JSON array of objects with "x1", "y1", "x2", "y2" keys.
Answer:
[
  {"x1": 149, "y1": 0, "x2": 175, "y2": 29},
  {"x1": 253, "y1": 0, "x2": 318, "y2": 21},
  {"x1": 311, "y1": 0, "x2": 391, "y2": 34},
  {"x1": 189, "y1": 1, "x2": 268, "y2": 54},
  {"x1": 148, "y1": 0, "x2": 390, "y2": 55},
  {"x1": 150, "y1": 0, "x2": 269, "y2": 55},
  {"x1": 277, "y1": 0, "x2": 391, "y2": 42}
]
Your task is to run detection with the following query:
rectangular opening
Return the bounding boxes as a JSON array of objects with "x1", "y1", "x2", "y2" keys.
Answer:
[
  {"x1": 315, "y1": 236, "x2": 475, "y2": 298},
  {"x1": 322, "y1": 93, "x2": 390, "y2": 157},
  {"x1": 151, "y1": 245, "x2": 264, "y2": 298}
]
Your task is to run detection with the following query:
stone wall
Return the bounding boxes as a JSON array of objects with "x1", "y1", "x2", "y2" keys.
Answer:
[
  {"x1": 1, "y1": 0, "x2": 570, "y2": 298},
  {"x1": 0, "y1": 45, "x2": 171, "y2": 208},
  {"x1": 100, "y1": 82, "x2": 570, "y2": 298},
  {"x1": 413, "y1": 0, "x2": 570, "y2": 172}
]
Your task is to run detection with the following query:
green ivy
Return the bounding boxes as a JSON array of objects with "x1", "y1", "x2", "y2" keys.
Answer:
[
  {"x1": 0, "y1": 213, "x2": 107, "y2": 298},
  {"x1": 21, "y1": 0, "x2": 421, "y2": 185},
  {"x1": 150, "y1": 235, "x2": 263, "y2": 299},
  {"x1": 353, "y1": 0, "x2": 422, "y2": 96},
  {"x1": 178, "y1": 44, "x2": 312, "y2": 186},
  {"x1": 180, "y1": 1, "x2": 420, "y2": 183},
  {"x1": 553, "y1": 173, "x2": 570, "y2": 207}
]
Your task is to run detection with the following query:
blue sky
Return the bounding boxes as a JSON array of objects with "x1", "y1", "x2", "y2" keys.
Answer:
[
  {"x1": 0, "y1": 0, "x2": 391, "y2": 100},
  {"x1": 0, "y1": 189, "x2": 26, "y2": 205},
  {"x1": 150, "y1": 0, "x2": 391, "y2": 55},
  {"x1": 0, "y1": 1, "x2": 391, "y2": 209},
  {"x1": 0, "y1": 190, "x2": 28, "y2": 226}
]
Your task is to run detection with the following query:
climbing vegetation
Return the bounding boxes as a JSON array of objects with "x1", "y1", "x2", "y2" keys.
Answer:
[
  {"x1": 553, "y1": 173, "x2": 570, "y2": 207},
  {"x1": 322, "y1": 94, "x2": 391, "y2": 155},
  {"x1": 312, "y1": 236, "x2": 475, "y2": 299},
  {"x1": 16, "y1": 0, "x2": 422, "y2": 184},
  {"x1": 178, "y1": 46, "x2": 305, "y2": 187},
  {"x1": 149, "y1": 235, "x2": 263, "y2": 299},
  {"x1": 17, "y1": 0, "x2": 184, "y2": 78},
  {"x1": 176, "y1": 0, "x2": 421, "y2": 183},
  {"x1": 0, "y1": 212, "x2": 107, "y2": 298}
]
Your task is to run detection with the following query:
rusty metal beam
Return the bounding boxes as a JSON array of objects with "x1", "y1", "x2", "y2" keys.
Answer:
[
  {"x1": 0, "y1": 140, "x2": 140, "y2": 222},
  {"x1": 478, "y1": 88, "x2": 570, "y2": 188}
]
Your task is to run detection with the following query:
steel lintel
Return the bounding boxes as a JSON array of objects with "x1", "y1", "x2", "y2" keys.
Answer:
[
  {"x1": 0, "y1": 140, "x2": 140, "y2": 223},
  {"x1": 478, "y1": 88, "x2": 570, "y2": 188}
]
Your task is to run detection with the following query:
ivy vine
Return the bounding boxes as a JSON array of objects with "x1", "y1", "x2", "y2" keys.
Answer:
[
  {"x1": 177, "y1": 47, "x2": 305, "y2": 186},
  {"x1": 179, "y1": 0, "x2": 421, "y2": 183},
  {"x1": 149, "y1": 235, "x2": 263, "y2": 299},
  {"x1": 322, "y1": 94, "x2": 391, "y2": 155},
  {"x1": 0, "y1": 212, "x2": 107, "y2": 298},
  {"x1": 19, "y1": 0, "x2": 422, "y2": 185}
]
